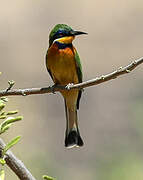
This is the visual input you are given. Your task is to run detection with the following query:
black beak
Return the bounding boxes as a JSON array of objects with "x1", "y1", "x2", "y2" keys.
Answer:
[{"x1": 70, "y1": 30, "x2": 87, "y2": 36}]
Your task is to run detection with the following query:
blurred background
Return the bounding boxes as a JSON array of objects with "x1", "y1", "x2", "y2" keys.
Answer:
[{"x1": 0, "y1": 0, "x2": 143, "y2": 179}]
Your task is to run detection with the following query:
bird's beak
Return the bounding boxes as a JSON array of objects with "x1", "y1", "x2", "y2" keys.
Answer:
[{"x1": 70, "y1": 30, "x2": 88, "y2": 36}]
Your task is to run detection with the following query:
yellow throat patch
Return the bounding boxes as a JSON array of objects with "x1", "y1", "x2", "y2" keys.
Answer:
[{"x1": 54, "y1": 36, "x2": 75, "y2": 44}]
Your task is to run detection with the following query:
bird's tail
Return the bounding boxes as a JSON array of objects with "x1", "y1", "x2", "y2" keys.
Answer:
[{"x1": 64, "y1": 99, "x2": 83, "y2": 148}]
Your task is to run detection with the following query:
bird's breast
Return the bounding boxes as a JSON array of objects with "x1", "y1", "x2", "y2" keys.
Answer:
[{"x1": 47, "y1": 43, "x2": 78, "y2": 85}]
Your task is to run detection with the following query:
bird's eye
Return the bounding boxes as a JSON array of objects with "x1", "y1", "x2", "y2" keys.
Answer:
[{"x1": 59, "y1": 33, "x2": 63, "y2": 37}]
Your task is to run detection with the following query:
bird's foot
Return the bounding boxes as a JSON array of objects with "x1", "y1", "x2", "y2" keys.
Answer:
[
  {"x1": 65, "y1": 83, "x2": 74, "y2": 90},
  {"x1": 50, "y1": 84, "x2": 57, "y2": 94}
]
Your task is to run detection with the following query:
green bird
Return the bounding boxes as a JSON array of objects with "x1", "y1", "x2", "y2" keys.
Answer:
[{"x1": 46, "y1": 24, "x2": 87, "y2": 148}]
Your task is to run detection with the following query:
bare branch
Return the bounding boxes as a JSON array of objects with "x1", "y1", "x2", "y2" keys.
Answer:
[
  {"x1": 0, "y1": 138, "x2": 37, "y2": 180},
  {"x1": 0, "y1": 57, "x2": 143, "y2": 97}
]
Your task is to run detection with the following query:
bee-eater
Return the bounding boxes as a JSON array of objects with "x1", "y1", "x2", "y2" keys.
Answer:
[{"x1": 46, "y1": 24, "x2": 87, "y2": 148}]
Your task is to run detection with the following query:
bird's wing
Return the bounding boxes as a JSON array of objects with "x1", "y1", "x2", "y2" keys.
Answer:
[
  {"x1": 74, "y1": 49, "x2": 83, "y2": 109},
  {"x1": 74, "y1": 49, "x2": 82, "y2": 83}
]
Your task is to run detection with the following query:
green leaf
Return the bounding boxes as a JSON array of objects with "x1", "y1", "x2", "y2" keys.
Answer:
[
  {"x1": 7, "y1": 110, "x2": 18, "y2": 115},
  {"x1": 3, "y1": 136, "x2": 21, "y2": 155},
  {"x1": 0, "y1": 116, "x2": 22, "y2": 135},
  {"x1": 0, "y1": 97, "x2": 8, "y2": 103},
  {"x1": 0, "y1": 116, "x2": 22, "y2": 130},
  {"x1": 0, "y1": 169, "x2": 5, "y2": 180},
  {"x1": 43, "y1": 175, "x2": 54, "y2": 180},
  {"x1": 0, "y1": 112, "x2": 5, "y2": 116},
  {"x1": 0, "y1": 159, "x2": 6, "y2": 166},
  {"x1": 0, "y1": 104, "x2": 5, "y2": 112},
  {"x1": 0, "y1": 124, "x2": 11, "y2": 134},
  {"x1": 0, "y1": 116, "x2": 6, "y2": 120}
]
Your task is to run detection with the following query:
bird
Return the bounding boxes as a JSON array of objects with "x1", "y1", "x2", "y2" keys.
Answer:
[{"x1": 46, "y1": 24, "x2": 87, "y2": 148}]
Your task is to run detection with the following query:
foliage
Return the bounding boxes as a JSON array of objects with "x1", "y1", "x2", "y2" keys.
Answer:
[
  {"x1": 43, "y1": 175, "x2": 55, "y2": 180},
  {"x1": 0, "y1": 96, "x2": 54, "y2": 180},
  {"x1": 0, "y1": 97, "x2": 22, "y2": 179}
]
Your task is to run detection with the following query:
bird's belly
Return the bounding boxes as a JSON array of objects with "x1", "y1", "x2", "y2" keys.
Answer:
[{"x1": 48, "y1": 51, "x2": 78, "y2": 85}]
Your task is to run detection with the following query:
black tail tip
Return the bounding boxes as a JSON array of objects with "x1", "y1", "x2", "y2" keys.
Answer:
[{"x1": 65, "y1": 130, "x2": 84, "y2": 148}]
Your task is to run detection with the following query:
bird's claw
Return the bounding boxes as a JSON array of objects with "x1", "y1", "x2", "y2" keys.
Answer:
[
  {"x1": 65, "y1": 83, "x2": 74, "y2": 90},
  {"x1": 50, "y1": 84, "x2": 57, "y2": 94}
]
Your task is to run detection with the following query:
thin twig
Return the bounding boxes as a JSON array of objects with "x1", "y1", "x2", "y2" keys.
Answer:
[
  {"x1": 0, "y1": 138, "x2": 37, "y2": 180},
  {"x1": 0, "y1": 57, "x2": 143, "y2": 97}
]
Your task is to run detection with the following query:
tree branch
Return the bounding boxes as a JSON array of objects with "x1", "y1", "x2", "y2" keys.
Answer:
[
  {"x1": 0, "y1": 138, "x2": 37, "y2": 180},
  {"x1": 0, "y1": 57, "x2": 142, "y2": 179},
  {"x1": 0, "y1": 57, "x2": 143, "y2": 97}
]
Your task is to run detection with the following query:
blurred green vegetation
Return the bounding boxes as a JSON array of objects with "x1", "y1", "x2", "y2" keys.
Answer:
[
  {"x1": 0, "y1": 97, "x2": 22, "y2": 180},
  {"x1": 97, "y1": 155, "x2": 143, "y2": 180}
]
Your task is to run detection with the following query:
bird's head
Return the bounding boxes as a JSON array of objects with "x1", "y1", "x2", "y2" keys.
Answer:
[{"x1": 49, "y1": 24, "x2": 87, "y2": 47}]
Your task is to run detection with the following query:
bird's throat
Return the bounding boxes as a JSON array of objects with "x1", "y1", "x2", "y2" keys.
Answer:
[{"x1": 54, "y1": 36, "x2": 75, "y2": 44}]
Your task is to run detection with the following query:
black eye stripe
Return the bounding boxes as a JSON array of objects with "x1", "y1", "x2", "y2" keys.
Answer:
[
  {"x1": 52, "y1": 30, "x2": 68, "y2": 41},
  {"x1": 56, "y1": 30, "x2": 66, "y2": 36},
  {"x1": 49, "y1": 28, "x2": 73, "y2": 46}
]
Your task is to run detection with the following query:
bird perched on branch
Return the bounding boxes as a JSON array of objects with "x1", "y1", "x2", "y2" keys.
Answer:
[{"x1": 46, "y1": 24, "x2": 87, "y2": 148}]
